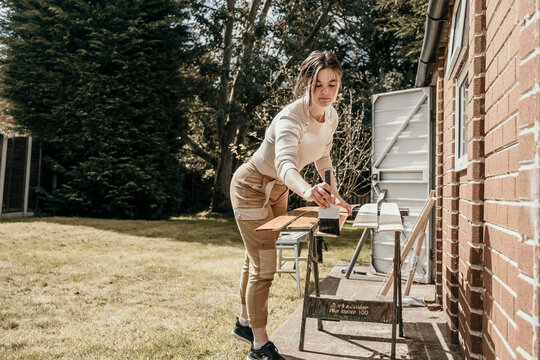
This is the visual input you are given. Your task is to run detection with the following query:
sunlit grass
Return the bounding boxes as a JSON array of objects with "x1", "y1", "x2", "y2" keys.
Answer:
[{"x1": 0, "y1": 215, "x2": 369, "y2": 359}]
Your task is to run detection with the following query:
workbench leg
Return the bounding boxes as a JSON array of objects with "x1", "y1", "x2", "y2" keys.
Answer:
[
  {"x1": 397, "y1": 233, "x2": 403, "y2": 338},
  {"x1": 312, "y1": 233, "x2": 323, "y2": 331},
  {"x1": 345, "y1": 228, "x2": 369, "y2": 279},
  {"x1": 299, "y1": 229, "x2": 315, "y2": 351},
  {"x1": 391, "y1": 231, "x2": 398, "y2": 359}
]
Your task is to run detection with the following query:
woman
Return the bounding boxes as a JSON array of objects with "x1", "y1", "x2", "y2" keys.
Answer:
[{"x1": 230, "y1": 50, "x2": 352, "y2": 360}]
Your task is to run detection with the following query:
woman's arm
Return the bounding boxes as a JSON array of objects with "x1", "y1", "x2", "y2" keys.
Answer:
[
  {"x1": 316, "y1": 167, "x2": 352, "y2": 215},
  {"x1": 283, "y1": 169, "x2": 334, "y2": 209}
]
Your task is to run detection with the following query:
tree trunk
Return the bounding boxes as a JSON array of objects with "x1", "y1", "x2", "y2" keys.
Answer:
[
  {"x1": 207, "y1": 0, "x2": 333, "y2": 213},
  {"x1": 209, "y1": 122, "x2": 238, "y2": 213}
]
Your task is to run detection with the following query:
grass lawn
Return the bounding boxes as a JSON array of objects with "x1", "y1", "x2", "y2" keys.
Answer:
[{"x1": 0, "y1": 214, "x2": 369, "y2": 359}]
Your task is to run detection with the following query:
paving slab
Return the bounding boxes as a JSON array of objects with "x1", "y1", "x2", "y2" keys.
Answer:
[{"x1": 271, "y1": 261, "x2": 463, "y2": 360}]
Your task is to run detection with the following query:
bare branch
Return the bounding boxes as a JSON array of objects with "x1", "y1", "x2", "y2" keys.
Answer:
[
  {"x1": 184, "y1": 135, "x2": 217, "y2": 167},
  {"x1": 272, "y1": 0, "x2": 338, "y2": 89}
]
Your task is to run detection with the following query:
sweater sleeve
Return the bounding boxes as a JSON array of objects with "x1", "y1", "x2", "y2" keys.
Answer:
[
  {"x1": 274, "y1": 115, "x2": 303, "y2": 182},
  {"x1": 314, "y1": 108, "x2": 338, "y2": 171}
]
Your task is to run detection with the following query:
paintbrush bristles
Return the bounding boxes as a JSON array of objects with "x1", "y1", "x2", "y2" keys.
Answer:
[{"x1": 318, "y1": 218, "x2": 340, "y2": 236}]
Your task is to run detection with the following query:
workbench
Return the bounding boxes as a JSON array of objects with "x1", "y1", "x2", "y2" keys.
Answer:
[{"x1": 255, "y1": 203, "x2": 409, "y2": 359}]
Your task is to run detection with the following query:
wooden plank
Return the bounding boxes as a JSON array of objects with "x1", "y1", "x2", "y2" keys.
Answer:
[
  {"x1": 379, "y1": 190, "x2": 436, "y2": 296},
  {"x1": 255, "y1": 208, "x2": 310, "y2": 232},
  {"x1": 378, "y1": 203, "x2": 403, "y2": 232},
  {"x1": 404, "y1": 230, "x2": 426, "y2": 296},
  {"x1": 352, "y1": 203, "x2": 378, "y2": 228},
  {"x1": 305, "y1": 296, "x2": 394, "y2": 323},
  {"x1": 287, "y1": 211, "x2": 319, "y2": 230}
]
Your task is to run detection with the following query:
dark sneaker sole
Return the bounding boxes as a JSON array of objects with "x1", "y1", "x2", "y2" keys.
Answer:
[{"x1": 231, "y1": 329, "x2": 252, "y2": 344}]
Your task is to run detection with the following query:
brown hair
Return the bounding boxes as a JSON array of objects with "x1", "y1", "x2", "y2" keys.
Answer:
[{"x1": 293, "y1": 50, "x2": 342, "y2": 107}]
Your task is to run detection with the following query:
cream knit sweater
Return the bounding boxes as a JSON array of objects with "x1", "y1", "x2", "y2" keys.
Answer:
[{"x1": 251, "y1": 97, "x2": 338, "y2": 184}]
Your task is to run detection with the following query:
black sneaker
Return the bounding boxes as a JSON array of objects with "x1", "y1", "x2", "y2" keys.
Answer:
[
  {"x1": 231, "y1": 318, "x2": 253, "y2": 344},
  {"x1": 246, "y1": 341, "x2": 285, "y2": 360}
]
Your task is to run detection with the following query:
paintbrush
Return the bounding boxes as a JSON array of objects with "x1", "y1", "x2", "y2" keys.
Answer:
[{"x1": 318, "y1": 169, "x2": 340, "y2": 236}]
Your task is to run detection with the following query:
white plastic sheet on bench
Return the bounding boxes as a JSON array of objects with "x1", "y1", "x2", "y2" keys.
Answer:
[
  {"x1": 352, "y1": 203, "x2": 378, "y2": 228},
  {"x1": 378, "y1": 203, "x2": 403, "y2": 232}
]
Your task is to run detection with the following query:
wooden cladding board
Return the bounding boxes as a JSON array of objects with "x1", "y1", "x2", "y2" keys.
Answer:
[
  {"x1": 287, "y1": 211, "x2": 319, "y2": 230},
  {"x1": 255, "y1": 208, "x2": 309, "y2": 232},
  {"x1": 256, "y1": 206, "x2": 351, "y2": 232},
  {"x1": 378, "y1": 203, "x2": 403, "y2": 232},
  {"x1": 352, "y1": 203, "x2": 378, "y2": 228},
  {"x1": 306, "y1": 296, "x2": 394, "y2": 323}
]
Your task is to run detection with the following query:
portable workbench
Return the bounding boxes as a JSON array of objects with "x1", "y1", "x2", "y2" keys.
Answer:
[{"x1": 255, "y1": 203, "x2": 409, "y2": 359}]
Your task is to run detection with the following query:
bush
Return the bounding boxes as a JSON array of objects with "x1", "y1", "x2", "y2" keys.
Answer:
[{"x1": 1, "y1": 0, "x2": 190, "y2": 219}]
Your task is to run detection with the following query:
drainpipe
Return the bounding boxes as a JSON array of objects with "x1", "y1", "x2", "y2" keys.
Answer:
[{"x1": 415, "y1": 0, "x2": 449, "y2": 87}]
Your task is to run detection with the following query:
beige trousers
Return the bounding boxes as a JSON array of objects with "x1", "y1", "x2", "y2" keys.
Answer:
[{"x1": 230, "y1": 161, "x2": 289, "y2": 328}]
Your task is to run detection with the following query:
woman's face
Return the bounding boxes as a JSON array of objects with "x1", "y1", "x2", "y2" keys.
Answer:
[{"x1": 311, "y1": 68, "x2": 339, "y2": 108}]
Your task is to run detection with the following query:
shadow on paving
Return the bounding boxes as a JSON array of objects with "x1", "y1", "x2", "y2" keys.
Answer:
[
  {"x1": 278, "y1": 321, "x2": 461, "y2": 360},
  {"x1": 271, "y1": 261, "x2": 463, "y2": 360}
]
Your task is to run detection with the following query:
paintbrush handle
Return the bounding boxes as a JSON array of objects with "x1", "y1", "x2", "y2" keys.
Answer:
[{"x1": 324, "y1": 169, "x2": 331, "y2": 192}]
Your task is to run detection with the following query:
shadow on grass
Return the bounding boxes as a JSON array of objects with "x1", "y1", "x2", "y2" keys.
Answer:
[
  {"x1": 8, "y1": 213, "x2": 246, "y2": 248},
  {"x1": 5, "y1": 216, "x2": 366, "y2": 254}
]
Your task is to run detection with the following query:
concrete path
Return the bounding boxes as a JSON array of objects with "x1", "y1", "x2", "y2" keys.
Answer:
[{"x1": 271, "y1": 261, "x2": 463, "y2": 360}]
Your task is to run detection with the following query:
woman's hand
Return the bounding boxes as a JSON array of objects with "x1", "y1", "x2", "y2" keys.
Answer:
[
  {"x1": 334, "y1": 196, "x2": 353, "y2": 216},
  {"x1": 302, "y1": 183, "x2": 335, "y2": 208}
]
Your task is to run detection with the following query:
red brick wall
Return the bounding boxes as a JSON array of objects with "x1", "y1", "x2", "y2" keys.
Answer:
[{"x1": 435, "y1": 0, "x2": 539, "y2": 358}]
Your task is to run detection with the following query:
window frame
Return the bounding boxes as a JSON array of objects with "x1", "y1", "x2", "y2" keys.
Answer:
[
  {"x1": 454, "y1": 67, "x2": 469, "y2": 171},
  {"x1": 446, "y1": 0, "x2": 469, "y2": 78}
]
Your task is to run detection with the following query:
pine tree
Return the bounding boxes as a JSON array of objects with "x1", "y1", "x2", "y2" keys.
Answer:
[{"x1": 0, "y1": 0, "x2": 190, "y2": 219}]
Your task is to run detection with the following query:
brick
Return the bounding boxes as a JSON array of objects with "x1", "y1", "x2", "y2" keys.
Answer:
[
  {"x1": 444, "y1": 238, "x2": 459, "y2": 256},
  {"x1": 443, "y1": 210, "x2": 459, "y2": 225},
  {"x1": 472, "y1": 74, "x2": 486, "y2": 95},
  {"x1": 509, "y1": 83, "x2": 520, "y2": 114},
  {"x1": 472, "y1": 55, "x2": 486, "y2": 77},
  {"x1": 493, "y1": 305, "x2": 508, "y2": 339},
  {"x1": 517, "y1": 275, "x2": 533, "y2": 313},
  {"x1": 518, "y1": 0, "x2": 535, "y2": 19},
  {"x1": 493, "y1": 126, "x2": 503, "y2": 151},
  {"x1": 517, "y1": 314, "x2": 533, "y2": 353},
  {"x1": 484, "y1": 267, "x2": 494, "y2": 296},
  {"x1": 483, "y1": 337, "x2": 496, "y2": 360},
  {"x1": 507, "y1": 203, "x2": 520, "y2": 232},
  {"x1": 518, "y1": 132, "x2": 535, "y2": 162},
  {"x1": 501, "y1": 286, "x2": 516, "y2": 318},
  {"x1": 444, "y1": 184, "x2": 459, "y2": 197},
  {"x1": 507, "y1": 321, "x2": 518, "y2": 351},
  {"x1": 446, "y1": 290, "x2": 460, "y2": 312},
  {"x1": 468, "y1": 266, "x2": 484, "y2": 287},
  {"x1": 516, "y1": 169, "x2": 532, "y2": 200},
  {"x1": 509, "y1": 145, "x2": 521, "y2": 172},
  {"x1": 468, "y1": 139, "x2": 484, "y2": 159},
  {"x1": 518, "y1": 242, "x2": 534, "y2": 276},
  {"x1": 519, "y1": 54, "x2": 538, "y2": 94},
  {"x1": 502, "y1": 176, "x2": 516, "y2": 201},
  {"x1": 519, "y1": 14, "x2": 538, "y2": 59},
  {"x1": 507, "y1": 264, "x2": 519, "y2": 291},
  {"x1": 503, "y1": 59, "x2": 517, "y2": 93},
  {"x1": 518, "y1": 205, "x2": 534, "y2": 238},
  {"x1": 497, "y1": 202, "x2": 508, "y2": 227},
  {"x1": 474, "y1": 12, "x2": 487, "y2": 35},
  {"x1": 519, "y1": 93, "x2": 538, "y2": 128},
  {"x1": 444, "y1": 197, "x2": 459, "y2": 210},
  {"x1": 503, "y1": 117, "x2": 517, "y2": 145},
  {"x1": 496, "y1": 252, "x2": 509, "y2": 284},
  {"x1": 487, "y1": 177, "x2": 502, "y2": 201},
  {"x1": 500, "y1": 230, "x2": 518, "y2": 260}
]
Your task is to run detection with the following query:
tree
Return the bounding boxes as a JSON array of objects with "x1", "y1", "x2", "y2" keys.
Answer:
[
  {"x1": 0, "y1": 0, "x2": 191, "y2": 219},
  {"x1": 185, "y1": 0, "x2": 351, "y2": 212},
  {"x1": 375, "y1": 0, "x2": 428, "y2": 61}
]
